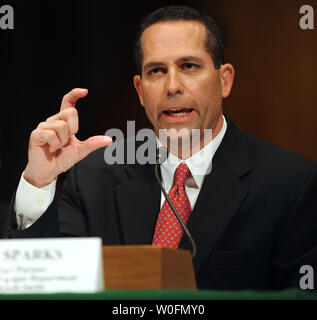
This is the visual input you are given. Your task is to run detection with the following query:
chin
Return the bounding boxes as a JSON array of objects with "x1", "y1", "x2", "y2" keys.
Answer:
[{"x1": 157, "y1": 125, "x2": 194, "y2": 145}]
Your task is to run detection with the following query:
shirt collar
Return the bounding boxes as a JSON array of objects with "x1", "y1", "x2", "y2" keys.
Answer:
[{"x1": 157, "y1": 115, "x2": 227, "y2": 190}]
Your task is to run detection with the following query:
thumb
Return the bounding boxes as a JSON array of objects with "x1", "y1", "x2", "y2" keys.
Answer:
[{"x1": 78, "y1": 135, "x2": 113, "y2": 161}]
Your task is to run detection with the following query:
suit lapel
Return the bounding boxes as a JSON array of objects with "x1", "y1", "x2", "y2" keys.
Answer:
[
  {"x1": 115, "y1": 164, "x2": 161, "y2": 244},
  {"x1": 179, "y1": 116, "x2": 251, "y2": 273},
  {"x1": 179, "y1": 153, "x2": 249, "y2": 272}
]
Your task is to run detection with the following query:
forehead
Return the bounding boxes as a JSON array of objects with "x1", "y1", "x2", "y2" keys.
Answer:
[{"x1": 140, "y1": 20, "x2": 208, "y2": 64}]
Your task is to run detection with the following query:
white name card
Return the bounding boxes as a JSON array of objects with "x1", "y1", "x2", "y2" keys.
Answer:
[{"x1": 0, "y1": 237, "x2": 104, "y2": 294}]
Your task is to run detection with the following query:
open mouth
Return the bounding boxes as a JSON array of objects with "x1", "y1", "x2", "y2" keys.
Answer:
[{"x1": 163, "y1": 108, "x2": 194, "y2": 117}]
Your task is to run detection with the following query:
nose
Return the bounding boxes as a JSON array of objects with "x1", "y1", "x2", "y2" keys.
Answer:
[{"x1": 165, "y1": 69, "x2": 184, "y2": 96}]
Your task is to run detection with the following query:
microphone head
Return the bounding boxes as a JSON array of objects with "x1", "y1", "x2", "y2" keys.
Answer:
[{"x1": 156, "y1": 147, "x2": 169, "y2": 164}]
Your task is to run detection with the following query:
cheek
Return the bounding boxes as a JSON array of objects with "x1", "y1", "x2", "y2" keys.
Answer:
[
  {"x1": 200, "y1": 76, "x2": 222, "y2": 104},
  {"x1": 142, "y1": 82, "x2": 160, "y2": 104},
  {"x1": 185, "y1": 76, "x2": 220, "y2": 105},
  {"x1": 142, "y1": 82, "x2": 165, "y2": 110},
  {"x1": 141, "y1": 83, "x2": 161, "y2": 121}
]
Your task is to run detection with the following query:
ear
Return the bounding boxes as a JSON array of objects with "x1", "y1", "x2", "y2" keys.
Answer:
[
  {"x1": 220, "y1": 64, "x2": 235, "y2": 98},
  {"x1": 133, "y1": 75, "x2": 144, "y2": 107}
]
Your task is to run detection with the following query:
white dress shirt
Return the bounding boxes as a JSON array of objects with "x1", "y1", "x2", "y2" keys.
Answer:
[
  {"x1": 159, "y1": 115, "x2": 227, "y2": 209},
  {"x1": 15, "y1": 175, "x2": 57, "y2": 229},
  {"x1": 15, "y1": 116, "x2": 227, "y2": 229}
]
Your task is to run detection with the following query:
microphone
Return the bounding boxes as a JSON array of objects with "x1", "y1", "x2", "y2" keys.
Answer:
[{"x1": 155, "y1": 147, "x2": 197, "y2": 258}]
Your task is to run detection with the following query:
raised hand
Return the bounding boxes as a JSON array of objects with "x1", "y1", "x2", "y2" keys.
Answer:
[{"x1": 23, "y1": 88, "x2": 112, "y2": 188}]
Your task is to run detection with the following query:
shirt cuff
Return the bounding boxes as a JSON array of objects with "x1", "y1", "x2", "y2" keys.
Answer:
[{"x1": 15, "y1": 172, "x2": 57, "y2": 228}]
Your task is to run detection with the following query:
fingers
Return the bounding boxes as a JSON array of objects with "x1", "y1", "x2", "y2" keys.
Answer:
[
  {"x1": 78, "y1": 136, "x2": 113, "y2": 161},
  {"x1": 30, "y1": 100, "x2": 80, "y2": 153},
  {"x1": 30, "y1": 129, "x2": 61, "y2": 153},
  {"x1": 37, "y1": 120, "x2": 70, "y2": 148},
  {"x1": 46, "y1": 107, "x2": 79, "y2": 136},
  {"x1": 60, "y1": 88, "x2": 88, "y2": 111},
  {"x1": 46, "y1": 88, "x2": 86, "y2": 135},
  {"x1": 30, "y1": 88, "x2": 110, "y2": 159}
]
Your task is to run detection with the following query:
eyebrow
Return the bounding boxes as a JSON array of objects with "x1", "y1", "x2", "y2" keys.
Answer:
[
  {"x1": 178, "y1": 56, "x2": 204, "y2": 64},
  {"x1": 143, "y1": 61, "x2": 165, "y2": 72},
  {"x1": 143, "y1": 56, "x2": 204, "y2": 72}
]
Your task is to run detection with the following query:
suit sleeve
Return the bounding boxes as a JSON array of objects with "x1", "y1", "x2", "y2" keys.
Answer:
[
  {"x1": 274, "y1": 168, "x2": 317, "y2": 290},
  {"x1": 3, "y1": 164, "x2": 88, "y2": 238}
]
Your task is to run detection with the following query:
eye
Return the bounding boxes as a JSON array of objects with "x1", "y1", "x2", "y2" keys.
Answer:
[
  {"x1": 148, "y1": 68, "x2": 162, "y2": 76},
  {"x1": 182, "y1": 63, "x2": 199, "y2": 71}
]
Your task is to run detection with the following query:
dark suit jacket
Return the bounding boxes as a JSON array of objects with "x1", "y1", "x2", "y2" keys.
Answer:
[{"x1": 4, "y1": 117, "x2": 317, "y2": 291}]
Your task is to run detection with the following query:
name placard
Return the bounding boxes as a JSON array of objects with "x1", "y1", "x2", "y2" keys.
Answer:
[{"x1": 0, "y1": 237, "x2": 104, "y2": 294}]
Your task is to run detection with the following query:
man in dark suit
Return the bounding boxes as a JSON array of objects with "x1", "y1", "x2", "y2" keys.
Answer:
[{"x1": 4, "y1": 6, "x2": 317, "y2": 290}]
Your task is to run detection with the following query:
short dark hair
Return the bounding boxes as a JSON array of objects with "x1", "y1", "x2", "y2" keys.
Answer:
[{"x1": 134, "y1": 5, "x2": 224, "y2": 75}]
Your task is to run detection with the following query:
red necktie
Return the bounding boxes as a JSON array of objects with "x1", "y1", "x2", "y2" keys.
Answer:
[{"x1": 152, "y1": 162, "x2": 191, "y2": 248}]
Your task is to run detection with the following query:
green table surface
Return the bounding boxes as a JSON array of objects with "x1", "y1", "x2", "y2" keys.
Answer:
[{"x1": 0, "y1": 288, "x2": 316, "y2": 300}]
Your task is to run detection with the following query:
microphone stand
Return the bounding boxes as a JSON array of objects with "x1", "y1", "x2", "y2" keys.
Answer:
[{"x1": 155, "y1": 148, "x2": 197, "y2": 258}]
